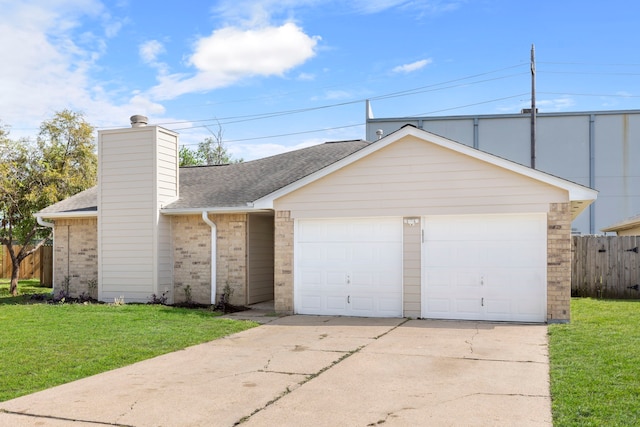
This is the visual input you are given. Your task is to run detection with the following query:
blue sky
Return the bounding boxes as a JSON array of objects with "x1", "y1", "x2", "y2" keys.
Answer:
[{"x1": 1, "y1": 0, "x2": 640, "y2": 160}]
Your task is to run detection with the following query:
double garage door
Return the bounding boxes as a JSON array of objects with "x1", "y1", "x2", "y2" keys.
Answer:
[{"x1": 295, "y1": 214, "x2": 547, "y2": 322}]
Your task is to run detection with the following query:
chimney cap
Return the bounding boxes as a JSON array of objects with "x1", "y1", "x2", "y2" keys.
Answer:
[{"x1": 130, "y1": 115, "x2": 148, "y2": 127}]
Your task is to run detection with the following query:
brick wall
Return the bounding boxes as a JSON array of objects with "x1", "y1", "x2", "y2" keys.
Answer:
[
  {"x1": 547, "y1": 202, "x2": 572, "y2": 322},
  {"x1": 274, "y1": 210, "x2": 294, "y2": 314},
  {"x1": 54, "y1": 218, "x2": 98, "y2": 297},
  {"x1": 172, "y1": 214, "x2": 247, "y2": 306}
]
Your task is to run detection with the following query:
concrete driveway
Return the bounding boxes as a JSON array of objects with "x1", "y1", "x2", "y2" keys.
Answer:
[{"x1": 0, "y1": 316, "x2": 551, "y2": 426}]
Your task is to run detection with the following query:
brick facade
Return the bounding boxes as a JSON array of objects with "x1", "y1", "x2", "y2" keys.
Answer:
[
  {"x1": 54, "y1": 218, "x2": 98, "y2": 298},
  {"x1": 547, "y1": 202, "x2": 572, "y2": 322},
  {"x1": 274, "y1": 210, "x2": 294, "y2": 314},
  {"x1": 172, "y1": 214, "x2": 247, "y2": 306}
]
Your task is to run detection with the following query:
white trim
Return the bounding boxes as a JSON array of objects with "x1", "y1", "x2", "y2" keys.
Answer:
[
  {"x1": 161, "y1": 207, "x2": 272, "y2": 215},
  {"x1": 253, "y1": 126, "x2": 598, "y2": 209},
  {"x1": 35, "y1": 211, "x2": 97, "y2": 219}
]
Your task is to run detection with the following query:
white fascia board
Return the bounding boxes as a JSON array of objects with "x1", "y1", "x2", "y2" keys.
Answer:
[
  {"x1": 160, "y1": 207, "x2": 272, "y2": 216},
  {"x1": 253, "y1": 125, "x2": 598, "y2": 207},
  {"x1": 34, "y1": 211, "x2": 97, "y2": 220}
]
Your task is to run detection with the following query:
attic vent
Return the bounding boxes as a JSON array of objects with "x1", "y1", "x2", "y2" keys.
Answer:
[{"x1": 130, "y1": 115, "x2": 148, "y2": 127}]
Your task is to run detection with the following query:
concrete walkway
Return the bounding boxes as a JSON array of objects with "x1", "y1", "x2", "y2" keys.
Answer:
[{"x1": 0, "y1": 316, "x2": 551, "y2": 426}]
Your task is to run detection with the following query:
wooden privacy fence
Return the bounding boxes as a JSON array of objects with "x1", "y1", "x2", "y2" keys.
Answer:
[
  {"x1": 572, "y1": 236, "x2": 640, "y2": 299},
  {"x1": 0, "y1": 245, "x2": 53, "y2": 286}
]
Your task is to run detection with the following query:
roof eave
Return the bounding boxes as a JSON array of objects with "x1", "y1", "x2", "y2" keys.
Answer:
[
  {"x1": 601, "y1": 222, "x2": 640, "y2": 233},
  {"x1": 34, "y1": 210, "x2": 97, "y2": 219},
  {"x1": 160, "y1": 206, "x2": 273, "y2": 215}
]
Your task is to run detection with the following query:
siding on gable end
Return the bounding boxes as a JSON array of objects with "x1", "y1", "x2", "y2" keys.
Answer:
[{"x1": 274, "y1": 135, "x2": 568, "y2": 218}]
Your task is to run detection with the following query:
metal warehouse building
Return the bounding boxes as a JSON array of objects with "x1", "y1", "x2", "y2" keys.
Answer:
[{"x1": 366, "y1": 108, "x2": 640, "y2": 235}]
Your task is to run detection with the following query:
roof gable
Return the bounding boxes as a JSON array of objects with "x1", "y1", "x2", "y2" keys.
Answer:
[{"x1": 256, "y1": 125, "x2": 597, "y2": 219}]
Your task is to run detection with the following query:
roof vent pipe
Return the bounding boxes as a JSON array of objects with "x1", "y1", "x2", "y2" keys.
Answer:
[
  {"x1": 376, "y1": 129, "x2": 384, "y2": 140},
  {"x1": 130, "y1": 115, "x2": 148, "y2": 127}
]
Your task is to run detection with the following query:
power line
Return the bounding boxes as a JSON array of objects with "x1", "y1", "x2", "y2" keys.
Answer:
[
  {"x1": 177, "y1": 123, "x2": 365, "y2": 146},
  {"x1": 156, "y1": 64, "x2": 528, "y2": 129}
]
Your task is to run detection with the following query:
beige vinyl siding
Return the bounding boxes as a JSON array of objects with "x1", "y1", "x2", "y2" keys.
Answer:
[
  {"x1": 156, "y1": 130, "x2": 179, "y2": 204},
  {"x1": 616, "y1": 226, "x2": 640, "y2": 236},
  {"x1": 156, "y1": 130, "x2": 178, "y2": 298},
  {"x1": 98, "y1": 126, "x2": 178, "y2": 302},
  {"x1": 403, "y1": 218, "x2": 421, "y2": 317},
  {"x1": 247, "y1": 213, "x2": 275, "y2": 304},
  {"x1": 274, "y1": 135, "x2": 568, "y2": 218}
]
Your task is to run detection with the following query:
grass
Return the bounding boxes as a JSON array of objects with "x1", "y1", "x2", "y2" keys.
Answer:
[
  {"x1": 0, "y1": 286, "x2": 258, "y2": 402},
  {"x1": 548, "y1": 298, "x2": 640, "y2": 426},
  {"x1": 0, "y1": 278, "x2": 51, "y2": 297}
]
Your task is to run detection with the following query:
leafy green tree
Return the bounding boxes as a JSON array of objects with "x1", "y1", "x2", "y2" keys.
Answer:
[
  {"x1": 178, "y1": 122, "x2": 242, "y2": 167},
  {"x1": 0, "y1": 110, "x2": 97, "y2": 295},
  {"x1": 179, "y1": 145, "x2": 202, "y2": 166}
]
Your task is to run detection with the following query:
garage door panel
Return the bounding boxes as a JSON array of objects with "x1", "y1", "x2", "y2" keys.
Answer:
[
  {"x1": 299, "y1": 295, "x2": 321, "y2": 311},
  {"x1": 326, "y1": 271, "x2": 348, "y2": 287},
  {"x1": 296, "y1": 218, "x2": 403, "y2": 317},
  {"x1": 300, "y1": 270, "x2": 323, "y2": 287},
  {"x1": 326, "y1": 296, "x2": 348, "y2": 311},
  {"x1": 423, "y1": 214, "x2": 547, "y2": 322},
  {"x1": 455, "y1": 299, "x2": 483, "y2": 318}
]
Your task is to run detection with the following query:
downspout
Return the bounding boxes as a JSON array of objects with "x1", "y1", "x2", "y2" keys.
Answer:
[
  {"x1": 201, "y1": 211, "x2": 217, "y2": 304},
  {"x1": 36, "y1": 216, "x2": 55, "y2": 288}
]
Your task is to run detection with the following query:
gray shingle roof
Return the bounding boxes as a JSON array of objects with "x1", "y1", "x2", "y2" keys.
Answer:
[
  {"x1": 38, "y1": 139, "x2": 369, "y2": 215},
  {"x1": 38, "y1": 186, "x2": 98, "y2": 214},
  {"x1": 165, "y1": 139, "x2": 369, "y2": 210}
]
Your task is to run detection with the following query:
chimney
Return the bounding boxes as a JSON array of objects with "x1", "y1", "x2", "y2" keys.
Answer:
[{"x1": 130, "y1": 115, "x2": 148, "y2": 127}]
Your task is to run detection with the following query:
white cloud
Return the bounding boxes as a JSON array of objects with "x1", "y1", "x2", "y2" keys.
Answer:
[
  {"x1": 139, "y1": 40, "x2": 165, "y2": 65},
  {"x1": 297, "y1": 72, "x2": 316, "y2": 81},
  {"x1": 537, "y1": 97, "x2": 576, "y2": 111},
  {"x1": 147, "y1": 23, "x2": 320, "y2": 100},
  {"x1": 0, "y1": 0, "x2": 128, "y2": 137},
  {"x1": 349, "y1": 0, "x2": 463, "y2": 15},
  {"x1": 392, "y1": 58, "x2": 432, "y2": 73}
]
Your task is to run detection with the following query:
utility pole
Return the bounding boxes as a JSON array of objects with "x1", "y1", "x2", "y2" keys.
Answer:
[{"x1": 530, "y1": 44, "x2": 537, "y2": 169}]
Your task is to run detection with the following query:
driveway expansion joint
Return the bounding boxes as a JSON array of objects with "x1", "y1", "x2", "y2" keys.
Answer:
[
  {"x1": 0, "y1": 409, "x2": 134, "y2": 426},
  {"x1": 233, "y1": 322, "x2": 404, "y2": 425}
]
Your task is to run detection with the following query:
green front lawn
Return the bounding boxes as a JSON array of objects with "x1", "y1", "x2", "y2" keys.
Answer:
[
  {"x1": 0, "y1": 293, "x2": 257, "y2": 402},
  {"x1": 549, "y1": 299, "x2": 640, "y2": 426},
  {"x1": 0, "y1": 278, "x2": 51, "y2": 297}
]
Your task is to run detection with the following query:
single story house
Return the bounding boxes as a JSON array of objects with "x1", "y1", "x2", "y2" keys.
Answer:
[
  {"x1": 37, "y1": 116, "x2": 597, "y2": 322},
  {"x1": 601, "y1": 214, "x2": 640, "y2": 236}
]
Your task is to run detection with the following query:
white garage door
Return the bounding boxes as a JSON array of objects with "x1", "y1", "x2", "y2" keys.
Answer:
[
  {"x1": 422, "y1": 213, "x2": 547, "y2": 322},
  {"x1": 295, "y1": 218, "x2": 403, "y2": 317}
]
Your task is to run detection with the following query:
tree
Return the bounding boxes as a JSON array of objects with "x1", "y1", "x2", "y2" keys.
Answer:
[
  {"x1": 0, "y1": 110, "x2": 97, "y2": 295},
  {"x1": 179, "y1": 145, "x2": 202, "y2": 166},
  {"x1": 178, "y1": 122, "x2": 242, "y2": 167}
]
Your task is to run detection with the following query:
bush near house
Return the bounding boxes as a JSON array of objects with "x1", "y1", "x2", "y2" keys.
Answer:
[
  {"x1": 549, "y1": 299, "x2": 640, "y2": 426},
  {"x1": 0, "y1": 290, "x2": 258, "y2": 402}
]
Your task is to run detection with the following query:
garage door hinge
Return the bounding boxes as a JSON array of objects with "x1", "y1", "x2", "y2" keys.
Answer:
[
  {"x1": 481, "y1": 297, "x2": 484, "y2": 307},
  {"x1": 422, "y1": 229, "x2": 424, "y2": 243}
]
